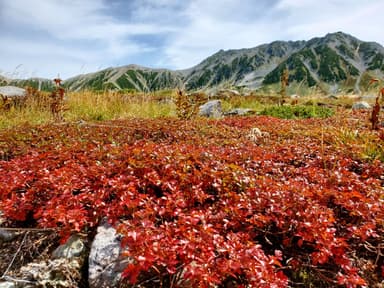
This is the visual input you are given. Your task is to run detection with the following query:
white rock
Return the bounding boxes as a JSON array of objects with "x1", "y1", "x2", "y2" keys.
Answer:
[
  {"x1": 352, "y1": 101, "x2": 371, "y2": 110},
  {"x1": 88, "y1": 222, "x2": 132, "y2": 288},
  {"x1": 0, "y1": 282, "x2": 17, "y2": 288},
  {"x1": 199, "y1": 100, "x2": 222, "y2": 118},
  {"x1": 247, "y1": 127, "x2": 270, "y2": 142},
  {"x1": 0, "y1": 86, "x2": 26, "y2": 98}
]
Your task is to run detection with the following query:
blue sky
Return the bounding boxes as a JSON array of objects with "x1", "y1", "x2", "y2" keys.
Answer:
[{"x1": 1, "y1": 0, "x2": 384, "y2": 79}]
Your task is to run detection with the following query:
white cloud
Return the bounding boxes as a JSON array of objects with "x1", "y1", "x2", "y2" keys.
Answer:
[
  {"x1": 1, "y1": 0, "x2": 384, "y2": 78},
  {"x1": 163, "y1": 0, "x2": 384, "y2": 69},
  {"x1": 274, "y1": 0, "x2": 384, "y2": 41}
]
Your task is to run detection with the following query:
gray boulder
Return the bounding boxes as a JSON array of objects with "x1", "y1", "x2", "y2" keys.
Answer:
[
  {"x1": 352, "y1": 101, "x2": 371, "y2": 110},
  {"x1": 199, "y1": 100, "x2": 222, "y2": 118},
  {"x1": 0, "y1": 86, "x2": 26, "y2": 98},
  {"x1": 88, "y1": 222, "x2": 132, "y2": 288},
  {"x1": 224, "y1": 108, "x2": 255, "y2": 116}
]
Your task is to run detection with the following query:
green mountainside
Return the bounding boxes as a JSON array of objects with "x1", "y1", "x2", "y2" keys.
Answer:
[
  {"x1": 0, "y1": 77, "x2": 55, "y2": 91},
  {"x1": 64, "y1": 65, "x2": 183, "y2": 92},
  {"x1": 2, "y1": 32, "x2": 384, "y2": 93}
]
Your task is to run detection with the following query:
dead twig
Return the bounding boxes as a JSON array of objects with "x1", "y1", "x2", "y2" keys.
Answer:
[
  {"x1": 1, "y1": 231, "x2": 29, "y2": 279},
  {"x1": 0, "y1": 227, "x2": 57, "y2": 232}
]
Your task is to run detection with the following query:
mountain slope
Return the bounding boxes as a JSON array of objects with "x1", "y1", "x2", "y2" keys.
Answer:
[
  {"x1": 0, "y1": 76, "x2": 55, "y2": 91},
  {"x1": 62, "y1": 32, "x2": 383, "y2": 92},
  {"x1": 262, "y1": 32, "x2": 384, "y2": 89},
  {"x1": 181, "y1": 40, "x2": 306, "y2": 89},
  {"x1": 2, "y1": 32, "x2": 384, "y2": 92},
  {"x1": 64, "y1": 65, "x2": 183, "y2": 92}
]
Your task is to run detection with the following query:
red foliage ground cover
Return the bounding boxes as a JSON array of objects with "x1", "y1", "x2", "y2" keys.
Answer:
[{"x1": 0, "y1": 114, "x2": 383, "y2": 287}]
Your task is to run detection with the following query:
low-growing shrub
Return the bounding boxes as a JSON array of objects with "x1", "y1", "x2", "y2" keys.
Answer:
[
  {"x1": 0, "y1": 115, "x2": 382, "y2": 287},
  {"x1": 259, "y1": 105, "x2": 334, "y2": 119}
]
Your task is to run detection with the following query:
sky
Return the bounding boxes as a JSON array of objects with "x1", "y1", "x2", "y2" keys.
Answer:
[{"x1": 1, "y1": 0, "x2": 384, "y2": 80}]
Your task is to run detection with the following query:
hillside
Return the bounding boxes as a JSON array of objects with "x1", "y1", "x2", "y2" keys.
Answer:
[
  {"x1": 64, "y1": 64, "x2": 183, "y2": 92},
  {"x1": 262, "y1": 32, "x2": 384, "y2": 90},
  {"x1": 1, "y1": 32, "x2": 384, "y2": 92},
  {"x1": 0, "y1": 76, "x2": 55, "y2": 91}
]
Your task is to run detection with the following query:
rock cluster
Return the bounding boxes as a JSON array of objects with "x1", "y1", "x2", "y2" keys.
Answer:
[{"x1": 0, "y1": 223, "x2": 130, "y2": 288}]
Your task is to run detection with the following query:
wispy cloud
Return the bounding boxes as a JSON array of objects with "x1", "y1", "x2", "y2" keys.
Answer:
[{"x1": 1, "y1": 0, "x2": 384, "y2": 79}]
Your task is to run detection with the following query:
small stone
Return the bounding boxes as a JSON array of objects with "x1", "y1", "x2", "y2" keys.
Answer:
[
  {"x1": 0, "y1": 229, "x2": 19, "y2": 242},
  {"x1": 352, "y1": 101, "x2": 371, "y2": 110},
  {"x1": 52, "y1": 235, "x2": 86, "y2": 259},
  {"x1": 225, "y1": 108, "x2": 255, "y2": 116}
]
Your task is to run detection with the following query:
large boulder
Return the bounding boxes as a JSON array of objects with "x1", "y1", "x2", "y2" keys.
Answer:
[
  {"x1": 199, "y1": 100, "x2": 223, "y2": 118},
  {"x1": 0, "y1": 86, "x2": 26, "y2": 98},
  {"x1": 88, "y1": 222, "x2": 132, "y2": 288},
  {"x1": 352, "y1": 101, "x2": 371, "y2": 110}
]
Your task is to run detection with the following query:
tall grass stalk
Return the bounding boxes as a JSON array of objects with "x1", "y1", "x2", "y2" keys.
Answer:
[
  {"x1": 0, "y1": 90, "x2": 177, "y2": 129},
  {"x1": 65, "y1": 90, "x2": 176, "y2": 121}
]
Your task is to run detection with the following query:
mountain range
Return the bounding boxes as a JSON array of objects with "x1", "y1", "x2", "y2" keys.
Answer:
[{"x1": 1, "y1": 32, "x2": 384, "y2": 93}]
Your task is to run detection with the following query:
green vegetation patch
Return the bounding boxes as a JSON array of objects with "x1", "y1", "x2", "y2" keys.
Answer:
[{"x1": 259, "y1": 105, "x2": 334, "y2": 119}]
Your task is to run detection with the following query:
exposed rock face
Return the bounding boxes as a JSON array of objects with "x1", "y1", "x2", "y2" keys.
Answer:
[
  {"x1": 199, "y1": 100, "x2": 223, "y2": 118},
  {"x1": 88, "y1": 222, "x2": 132, "y2": 288},
  {"x1": 352, "y1": 101, "x2": 371, "y2": 110}
]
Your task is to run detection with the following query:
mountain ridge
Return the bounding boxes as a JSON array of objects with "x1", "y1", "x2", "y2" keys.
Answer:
[{"x1": 1, "y1": 32, "x2": 383, "y2": 93}]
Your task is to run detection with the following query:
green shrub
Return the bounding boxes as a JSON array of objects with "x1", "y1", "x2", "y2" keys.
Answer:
[{"x1": 259, "y1": 105, "x2": 334, "y2": 119}]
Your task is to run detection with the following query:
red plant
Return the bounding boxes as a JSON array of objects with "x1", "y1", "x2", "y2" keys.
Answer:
[
  {"x1": 0, "y1": 116, "x2": 383, "y2": 287},
  {"x1": 369, "y1": 78, "x2": 383, "y2": 130}
]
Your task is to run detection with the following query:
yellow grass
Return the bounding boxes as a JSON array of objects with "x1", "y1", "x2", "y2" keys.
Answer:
[{"x1": 0, "y1": 90, "x2": 178, "y2": 129}]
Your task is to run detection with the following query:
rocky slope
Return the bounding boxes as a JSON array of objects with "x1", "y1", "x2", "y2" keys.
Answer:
[
  {"x1": 262, "y1": 32, "x2": 384, "y2": 89},
  {"x1": 0, "y1": 75, "x2": 55, "y2": 91},
  {"x1": 2, "y1": 32, "x2": 384, "y2": 92},
  {"x1": 64, "y1": 64, "x2": 183, "y2": 92}
]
